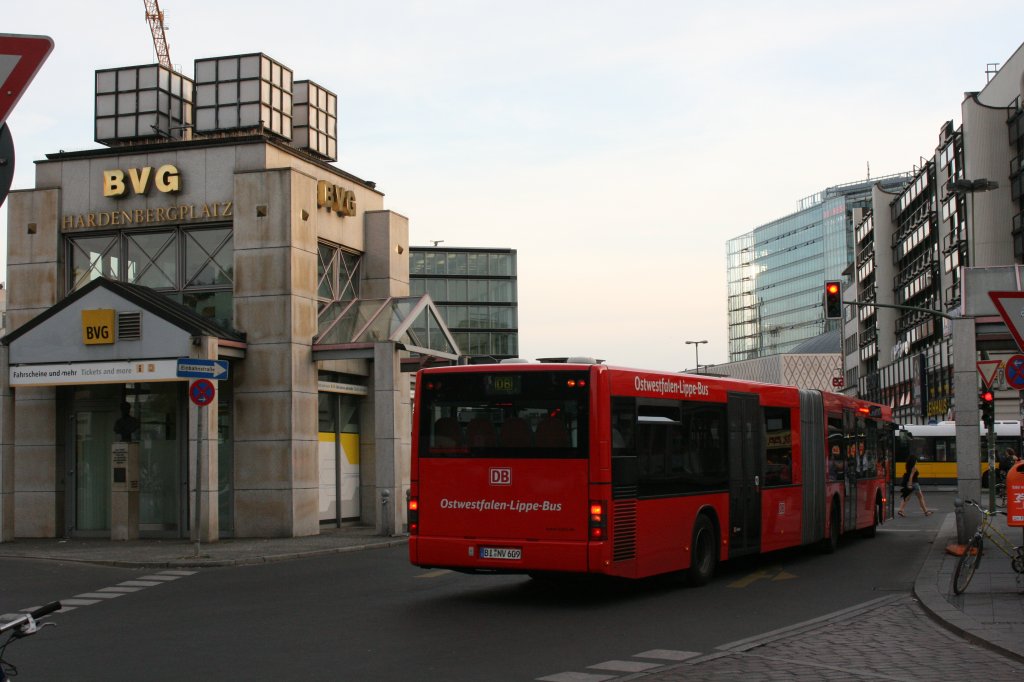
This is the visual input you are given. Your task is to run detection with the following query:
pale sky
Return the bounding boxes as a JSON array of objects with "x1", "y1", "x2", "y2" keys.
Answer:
[{"x1": 3, "y1": 1, "x2": 1022, "y2": 370}]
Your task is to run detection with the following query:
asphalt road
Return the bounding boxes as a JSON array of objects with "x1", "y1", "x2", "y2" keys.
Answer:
[{"x1": 1, "y1": 491, "x2": 1004, "y2": 681}]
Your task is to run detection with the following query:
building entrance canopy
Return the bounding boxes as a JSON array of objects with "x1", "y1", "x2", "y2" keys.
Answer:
[
  {"x1": 2, "y1": 277, "x2": 245, "y2": 386},
  {"x1": 313, "y1": 294, "x2": 460, "y2": 364}
]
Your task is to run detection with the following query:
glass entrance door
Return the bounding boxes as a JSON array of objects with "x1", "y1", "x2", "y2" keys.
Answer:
[
  {"x1": 71, "y1": 388, "x2": 118, "y2": 534},
  {"x1": 136, "y1": 382, "x2": 183, "y2": 533},
  {"x1": 67, "y1": 382, "x2": 184, "y2": 537}
]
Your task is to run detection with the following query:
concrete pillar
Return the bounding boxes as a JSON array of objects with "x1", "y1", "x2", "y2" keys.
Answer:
[
  {"x1": 188, "y1": 335, "x2": 219, "y2": 543},
  {"x1": 232, "y1": 168, "x2": 319, "y2": 538},
  {"x1": 0, "y1": 346, "x2": 13, "y2": 542},
  {"x1": 5, "y1": 189, "x2": 61, "y2": 538},
  {"x1": 372, "y1": 342, "x2": 404, "y2": 536},
  {"x1": 952, "y1": 317, "x2": 982, "y2": 542}
]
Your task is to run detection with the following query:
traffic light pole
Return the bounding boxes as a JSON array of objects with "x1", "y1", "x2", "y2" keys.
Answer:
[
  {"x1": 987, "y1": 413, "x2": 997, "y2": 512},
  {"x1": 839, "y1": 299, "x2": 957, "y2": 320},
  {"x1": 980, "y1": 391, "x2": 997, "y2": 512}
]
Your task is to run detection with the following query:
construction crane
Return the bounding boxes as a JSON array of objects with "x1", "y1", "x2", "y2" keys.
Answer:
[{"x1": 143, "y1": 0, "x2": 172, "y2": 69}]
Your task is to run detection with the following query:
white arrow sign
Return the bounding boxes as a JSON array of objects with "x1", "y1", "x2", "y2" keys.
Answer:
[{"x1": 176, "y1": 358, "x2": 229, "y2": 380}]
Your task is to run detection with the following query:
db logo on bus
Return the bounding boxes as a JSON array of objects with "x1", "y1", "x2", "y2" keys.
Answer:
[{"x1": 489, "y1": 468, "x2": 512, "y2": 486}]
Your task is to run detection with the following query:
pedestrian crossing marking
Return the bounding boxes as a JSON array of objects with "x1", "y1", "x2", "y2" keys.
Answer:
[
  {"x1": 634, "y1": 649, "x2": 701, "y2": 661},
  {"x1": 415, "y1": 569, "x2": 451, "y2": 578},
  {"x1": 588, "y1": 660, "x2": 662, "y2": 672},
  {"x1": 728, "y1": 565, "x2": 796, "y2": 587}
]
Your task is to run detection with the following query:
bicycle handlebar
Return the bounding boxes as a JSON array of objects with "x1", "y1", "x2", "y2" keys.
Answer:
[
  {"x1": 963, "y1": 499, "x2": 1007, "y2": 516},
  {"x1": 0, "y1": 601, "x2": 61, "y2": 635},
  {"x1": 28, "y1": 602, "x2": 61, "y2": 620}
]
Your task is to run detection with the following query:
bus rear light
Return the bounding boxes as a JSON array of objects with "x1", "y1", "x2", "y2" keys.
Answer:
[
  {"x1": 408, "y1": 497, "x2": 419, "y2": 535},
  {"x1": 589, "y1": 500, "x2": 607, "y2": 540}
]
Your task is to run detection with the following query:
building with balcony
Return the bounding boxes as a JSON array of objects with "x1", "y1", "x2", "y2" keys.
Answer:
[{"x1": 850, "y1": 42, "x2": 1024, "y2": 424}]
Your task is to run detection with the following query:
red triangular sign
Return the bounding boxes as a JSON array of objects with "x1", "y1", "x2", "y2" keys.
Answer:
[
  {"x1": 0, "y1": 34, "x2": 54, "y2": 127},
  {"x1": 977, "y1": 360, "x2": 1001, "y2": 389},
  {"x1": 989, "y1": 291, "x2": 1024, "y2": 353}
]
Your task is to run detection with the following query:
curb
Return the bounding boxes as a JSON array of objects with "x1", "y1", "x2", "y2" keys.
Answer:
[{"x1": 0, "y1": 537, "x2": 409, "y2": 569}]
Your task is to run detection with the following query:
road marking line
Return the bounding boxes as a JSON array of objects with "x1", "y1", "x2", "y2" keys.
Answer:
[
  {"x1": 98, "y1": 586, "x2": 142, "y2": 593},
  {"x1": 728, "y1": 564, "x2": 795, "y2": 587},
  {"x1": 415, "y1": 569, "x2": 451, "y2": 578},
  {"x1": 60, "y1": 598, "x2": 102, "y2": 606},
  {"x1": 588, "y1": 660, "x2": 662, "y2": 672},
  {"x1": 74, "y1": 593, "x2": 124, "y2": 600},
  {"x1": 536, "y1": 673, "x2": 617, "y2": 682},
  {"x1": 117, "y1": 580, "x2": 162, "y2": 587},
  {"x1": 634, "y1": 650, "x2": 702, "y2": 661}
]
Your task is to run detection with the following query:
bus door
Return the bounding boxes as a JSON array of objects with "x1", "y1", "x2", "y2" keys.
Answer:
[{"x1": 727, "y1": 392, "x2": 762, "y2": 556}]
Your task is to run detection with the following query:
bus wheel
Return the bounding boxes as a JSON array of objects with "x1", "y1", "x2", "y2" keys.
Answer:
[
  {"x1": 822, "y1": 503, "x2": 840, "y2": 553},
  {"x1": 861, "y1": 498, "x2": 880, "y2": 538},
  {"x1": 686, "y1": 515, "x2": 718, "y2": 587}
]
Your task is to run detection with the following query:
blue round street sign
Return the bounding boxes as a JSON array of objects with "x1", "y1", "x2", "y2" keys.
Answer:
[
  {"x1": 189, "y1": 378, "x2": 216, "y2": 407},
  {"x1": 1005, "y1": 355, "x2": 1024, "y2": 391}
]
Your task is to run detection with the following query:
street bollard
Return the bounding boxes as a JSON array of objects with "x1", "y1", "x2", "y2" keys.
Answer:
[{"x1": 954, "y1": 496, "x2": 965, "y2": 544}]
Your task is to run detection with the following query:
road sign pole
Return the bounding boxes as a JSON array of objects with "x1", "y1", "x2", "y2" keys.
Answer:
[
  {"x1": 988, "y1": 410, "x2": 998, "y2": 513},
  {"x1": 187, "y1": 377, "x2": 216, "y2": 555},
  {"x1": 194, "y1": 403, "x2": 204, "y2": 557}
]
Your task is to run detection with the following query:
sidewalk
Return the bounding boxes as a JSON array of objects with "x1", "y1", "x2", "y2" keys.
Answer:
[
  {"x1": 913, "y1": 508, "x2": 1024, "y2": 662},
  {"x1": 0, "y1": 512, "x2": 1021, "y2": 664}
]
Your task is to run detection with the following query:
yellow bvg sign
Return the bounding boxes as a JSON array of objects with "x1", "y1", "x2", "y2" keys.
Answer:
[{"x1": 82, "y1": 309, "x2": 115, "y2": 345}]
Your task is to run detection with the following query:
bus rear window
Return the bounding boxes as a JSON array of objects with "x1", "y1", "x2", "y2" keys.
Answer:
[{"x1": 418, "y1": 371, "x2": 589, "y2": 458}]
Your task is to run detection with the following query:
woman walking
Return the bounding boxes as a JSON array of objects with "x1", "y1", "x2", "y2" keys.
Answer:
[{"x1": 898, "y1": 455, "x2": 933, "y2": 517}]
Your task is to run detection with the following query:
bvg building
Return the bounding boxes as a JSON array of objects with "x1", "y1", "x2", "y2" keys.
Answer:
[{"x1": 0, "y1": 53, "x2": 458, "y2": 542}]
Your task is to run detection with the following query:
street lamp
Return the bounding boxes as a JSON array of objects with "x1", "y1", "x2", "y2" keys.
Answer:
[
  {"x1": 685, "y1": 340, "x2": 708, "y2": 374},
  {"x1": 947, "y1": 178, "x2": 999, "y2": 266}
]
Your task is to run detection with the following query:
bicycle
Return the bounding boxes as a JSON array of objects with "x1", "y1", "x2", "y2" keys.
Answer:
[
  {"x1": 0, "y1": 601, "x2": 61, "y2": 681},
  {"x1": 995, "y1": 479, "x2": 1007, "y2": 508},
  {"x1": 951, "y1": 500, "x2": 1024, "y2": 595}
]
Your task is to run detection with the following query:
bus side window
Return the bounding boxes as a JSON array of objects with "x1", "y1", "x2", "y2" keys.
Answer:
[
  {"x1": 764, "y1": 407, "x2": 792, "y2": 485},
  {"x1": 827, "y1": 416, "x2": 845, "y2": 481},
  {"x1": 611, "y1": 397, "x2": 635, "y2": 456}
]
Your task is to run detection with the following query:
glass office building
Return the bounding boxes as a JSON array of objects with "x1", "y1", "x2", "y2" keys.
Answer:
[
  {"x1": 727, "y1": 176, "x2": 910, "y2": 362},
  {"x1": 409, "y1": 247, "x2": 518, "y2": 362}
]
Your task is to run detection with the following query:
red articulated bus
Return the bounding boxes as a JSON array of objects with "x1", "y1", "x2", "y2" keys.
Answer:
[{"x1": 408, "y1": 359, "x2": 894, "y2": 584}]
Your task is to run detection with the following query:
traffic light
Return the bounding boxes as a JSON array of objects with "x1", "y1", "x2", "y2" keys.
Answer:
[
  {"x1": 824, "y1": 280, "x2": 843, "y2": 319},
  {"x1": 979, "y1": 389, "x2": 995, "y2": 424}
]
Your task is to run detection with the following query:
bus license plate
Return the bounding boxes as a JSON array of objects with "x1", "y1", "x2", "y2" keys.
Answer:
[{"x1": 479, "y1": 547, "x2": 522, "y2": 560}]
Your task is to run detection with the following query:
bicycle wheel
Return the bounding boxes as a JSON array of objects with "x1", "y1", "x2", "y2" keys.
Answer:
[{"x1": 952, "y1": 535, "x2": 983, "y2": 595}]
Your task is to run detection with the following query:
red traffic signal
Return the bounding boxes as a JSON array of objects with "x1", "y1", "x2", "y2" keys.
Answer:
[
  {"x1": 824, "y1": 280, "x2": 843, "y2": 319},
  {"x1": 979, "y1": 390, "x2": 995, "y2": 423}
]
